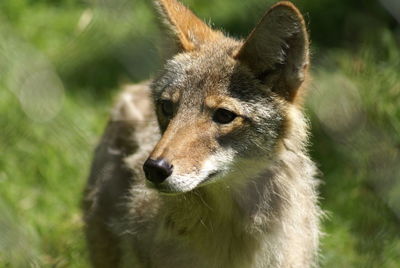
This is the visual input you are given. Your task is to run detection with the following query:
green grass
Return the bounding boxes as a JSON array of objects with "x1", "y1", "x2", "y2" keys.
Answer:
[
  {"x1": 0, "y1": 85, "x2": 110, "y2": 266},
  {"x1": 0, "y1": 0, "x2": 399, "y2": 267},
  {"x1": 308, "y1": 30, "x2": 400, "y2": 267}
]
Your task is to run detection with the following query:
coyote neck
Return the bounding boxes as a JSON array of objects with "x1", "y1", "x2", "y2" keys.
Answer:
[
  {"x1": 159, "y1": 179, "x2": 259, "y2": 267},
  {"x1": 157, "y1": 139, "x2": 318, "y2": 267}
]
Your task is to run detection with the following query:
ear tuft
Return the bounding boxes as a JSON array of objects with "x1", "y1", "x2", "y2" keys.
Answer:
[
  {"x1": 154, "y1": 0, "x2": 222, "y2": 52},
  {"x1": 235, "y1": 1, "x2": 309, "y2": 102}
]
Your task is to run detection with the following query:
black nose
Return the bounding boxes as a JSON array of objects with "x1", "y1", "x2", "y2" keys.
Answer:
[{"x1": 143, "y1": 158, "x2": 173, "y2": 184}]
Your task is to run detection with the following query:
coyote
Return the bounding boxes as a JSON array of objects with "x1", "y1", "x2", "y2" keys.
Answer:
[{"x1": 83, "y1": 0, "x2": 321, "y2": 267}]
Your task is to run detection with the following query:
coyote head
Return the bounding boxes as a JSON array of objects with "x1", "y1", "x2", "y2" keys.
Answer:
[{"x1": 143, "y1": 0, "x2": 310, "y2": 193}]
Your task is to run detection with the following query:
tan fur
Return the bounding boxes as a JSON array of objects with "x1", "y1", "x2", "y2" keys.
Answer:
[{"x1": 83, "y1": 1, "x2": 321, "y2": 267}]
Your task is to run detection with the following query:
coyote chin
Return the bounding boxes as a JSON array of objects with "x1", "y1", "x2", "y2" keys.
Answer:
[{"x1": 83, "y1": 0, "x2": 321, "y2": 267}]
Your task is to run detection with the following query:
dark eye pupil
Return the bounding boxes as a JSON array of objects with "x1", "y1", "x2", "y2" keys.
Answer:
[
  {"x1": 213, "y1": 109, "x2": 237, "y2": 124},
  {"x1": 161, "y1": 100, "x2": 173, "y2": 116}
]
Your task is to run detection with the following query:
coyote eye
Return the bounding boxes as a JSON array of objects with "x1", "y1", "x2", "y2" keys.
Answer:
[
  {"x1": 161, "y1": 100, "x2": 173, "y2": 117},
  {"x1": 213, "y1": 108, "x2": 237, "y2": 124}
]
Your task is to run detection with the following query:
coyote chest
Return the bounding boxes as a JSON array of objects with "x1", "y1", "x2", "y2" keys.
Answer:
[
  {"x1": 83, "y1": 1, "x2": 321, "y2": 267},
  {"x1": 117, "y1": 170, "x2": 290, "y2": 268},
  {"x1": 119, "y1": 195, "x2": 258, "y2": 268}
]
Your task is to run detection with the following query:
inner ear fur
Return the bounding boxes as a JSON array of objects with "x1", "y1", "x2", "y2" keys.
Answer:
[
  {"x1": 235, "y1": 1, "x2": 310, "y2": 102},
  {"x1": 154, "y1": 0, "x2": 223, "y2": 52}
]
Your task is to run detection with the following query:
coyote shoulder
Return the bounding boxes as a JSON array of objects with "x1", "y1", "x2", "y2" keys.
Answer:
[{"x1": 83, "y1": 0, "x2": 321, "y2": 267}]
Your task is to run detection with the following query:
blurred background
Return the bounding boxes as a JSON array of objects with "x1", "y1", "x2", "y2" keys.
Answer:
[{"x1": 0, "y1": 0, "x2": 399, "y2": 267}]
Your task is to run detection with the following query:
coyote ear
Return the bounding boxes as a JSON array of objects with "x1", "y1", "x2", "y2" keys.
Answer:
[
  {"x1": 154, "y1": 0, "x2": 222, "y2": 52},
  {"x1": 235, "y1": 1, "x2": 309, "y2": 102}
]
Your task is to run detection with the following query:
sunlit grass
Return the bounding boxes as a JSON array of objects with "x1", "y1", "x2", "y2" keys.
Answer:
[{"x1": 0, "y1": 83, "x2": 112, "y2": 266}]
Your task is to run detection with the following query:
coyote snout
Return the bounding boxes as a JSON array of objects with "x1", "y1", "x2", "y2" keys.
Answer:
[
  {"x1": 142, "y1": 105, "x2": 235, "y2": 193},
  {"x1": 143, "y1": 158, "x2": 173, "y2": 184}
]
